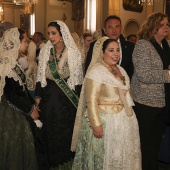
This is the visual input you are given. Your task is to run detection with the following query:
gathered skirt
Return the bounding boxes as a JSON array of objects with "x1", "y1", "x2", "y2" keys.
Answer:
[
  {"x1": 72, "y1": 109, "x2": 141, "y2": 170},
  {"x1": 0, "y1": 96, "x2": 38, "y2": 170}
]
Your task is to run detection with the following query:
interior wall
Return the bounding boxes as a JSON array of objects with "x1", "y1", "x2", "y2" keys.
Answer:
[
  {"x1": 3, "y1": 3, "x2": 24, "y2": 28},
  {"x1": 1, "y1": 0, "x2": 168, "y2": 39},
  {"x1": 34, "y1": 0, "x2": 45, "y2": 38},
  {"x1": 106, "y1": 0, "x2": 164, "y2": 38},
  {"x1": 43, "y1": 0, "x2": 73, "y2": 39}
]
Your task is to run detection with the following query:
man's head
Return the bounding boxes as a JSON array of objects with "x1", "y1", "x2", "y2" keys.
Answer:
[
  {"x1": 103, "y1": 15, "x2": 122, "y2": 40},
  {"x1": 32, "y1": 32, "x2": 44, "y2": 44},
  {"x1": 127, "y1": 34, "x2": 137, "y2": 44}
]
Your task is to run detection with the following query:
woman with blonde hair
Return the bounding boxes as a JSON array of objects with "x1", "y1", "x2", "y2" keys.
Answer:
[{"x1": 131, "y1": 12, "x2": 170, "y2": 170}]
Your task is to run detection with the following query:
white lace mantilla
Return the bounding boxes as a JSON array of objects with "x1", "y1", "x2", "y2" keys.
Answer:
[
  {"x1": 0, "y1": 28, "x2": 20, "y2": 101},
  {"x1": 36, "y1": 20, "x2": 83, "y2": 90},
  {"x1": 86, "y1": 64, "x2": 134, "y2": 107}
]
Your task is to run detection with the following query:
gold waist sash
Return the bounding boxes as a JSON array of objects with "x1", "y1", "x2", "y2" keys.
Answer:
[{"x1": 98, "y1": 102, "x2": 123, "y2": 114}]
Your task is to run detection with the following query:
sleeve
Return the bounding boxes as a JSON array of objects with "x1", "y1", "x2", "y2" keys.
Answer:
[
  {"x1": 85, "y1": 78, "x2": 102, "y2": 127},
  {"x1": 34, "y1": 82, "x2": 42, "y2": 99},
  {"x1": 4, "y1": 77, "x2": 35, "y2": 116},
  {"x1": 133, "y1": 40, "x2": 170, "y2": 83}
]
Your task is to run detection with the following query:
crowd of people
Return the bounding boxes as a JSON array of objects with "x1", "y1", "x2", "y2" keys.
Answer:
[{"x1": 0, "y1": 12, "x2": 170, "y2": 170}]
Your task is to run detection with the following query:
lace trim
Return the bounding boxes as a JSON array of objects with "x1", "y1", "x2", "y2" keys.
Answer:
[
  {"x1": 36, "y1": 20, "x2": 83, "y2": 90},
  {"x1": 86, "y1": 64, "x2": 130, "y2": 90},
  {"x1": 25, "y1": 59, "x2": 37, "y2": 90},
  {"x1": 0, "y1": 28, "x2": 20, "y2": 101},
  {"x1": 103, "y1": 110, "x2": 141, "y2": 170}
]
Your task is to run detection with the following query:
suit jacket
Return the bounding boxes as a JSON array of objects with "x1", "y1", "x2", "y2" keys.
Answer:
[
  {"x1": 131, "y1": 39, "x2": 170, "y2": 108},
  {"x1": 85, "y1": 34, "x2": 135, "y2": 79}
]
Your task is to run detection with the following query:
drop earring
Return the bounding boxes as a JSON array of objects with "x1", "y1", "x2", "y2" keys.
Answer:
[{"x1": 59, "y1": 38, "x2": 63, "y2": 44}]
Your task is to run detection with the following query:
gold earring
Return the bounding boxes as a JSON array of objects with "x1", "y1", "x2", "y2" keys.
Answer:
[{"x1": 59, "y1": 38, "x2": 63, "y2": 43}]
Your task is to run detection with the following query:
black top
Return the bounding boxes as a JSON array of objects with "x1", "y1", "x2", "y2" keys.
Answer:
[{"x1": 4, "y1": 77, "x2": 35, "y2": 116}]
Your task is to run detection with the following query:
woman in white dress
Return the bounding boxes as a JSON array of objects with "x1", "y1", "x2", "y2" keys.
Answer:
[{"x1": 71, "y1": 36, "x2": 141, "y2": 170}]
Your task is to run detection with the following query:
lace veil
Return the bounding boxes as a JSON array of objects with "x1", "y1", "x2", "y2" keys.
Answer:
[
  {"x1": 71, "y1": 36, "x2": 109, "y2": 151},
  {"x1": 0, "y1": 28, "x2": 20, "y2": 101},
  {"x1": 36, "y1": 20, "x2": 83, "y2": 90}
]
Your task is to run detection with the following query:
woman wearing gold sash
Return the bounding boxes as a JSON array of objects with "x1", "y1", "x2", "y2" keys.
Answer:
[
  {"x1": 34, "y1": 20, "x2": 83, "y2": 169},
  {"x1": 71, "y1": 37, "x2": 141, "y2": 170},
  {"x1": 0, "y1": 28, "x2": 39, "y2": 170}
]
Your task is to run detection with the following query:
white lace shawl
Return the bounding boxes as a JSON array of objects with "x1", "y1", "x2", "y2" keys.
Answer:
[
  {"x1": 86, "y1": 64, "x2": 134, "y2": 107},
  {"x1": 0, "y1": 28, "x2": 20, "y2": 101},
  {"x1": 36, "y1": 20, "x2": 83, "y2": 90}
]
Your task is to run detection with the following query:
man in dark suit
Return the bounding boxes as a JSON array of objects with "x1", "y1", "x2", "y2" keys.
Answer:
[{"x1": 85, "y1": 15, "x2": 135, "y2": 79}]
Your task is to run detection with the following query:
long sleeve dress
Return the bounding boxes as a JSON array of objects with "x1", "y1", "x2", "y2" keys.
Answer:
[
  {"x1": 72, "y1": 64, "x2": 141, "y2": 170},
  {"x1": 0, "y1": 68, "x2": 38, "y2": 170},
  {"x1": 35, "y1": 47, "x2": 79, "y2": 169}
]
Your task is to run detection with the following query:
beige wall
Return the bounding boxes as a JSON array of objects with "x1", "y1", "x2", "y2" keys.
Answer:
[
  {"x1": 1, "y1": 0, "x2": 168, "y2": 39},
  {"x1": 34, "y1": 0, "x2": 73, "y2": 39},
  {"x1": 98, "y1": 0, "x2": 165, "y2": 37}
]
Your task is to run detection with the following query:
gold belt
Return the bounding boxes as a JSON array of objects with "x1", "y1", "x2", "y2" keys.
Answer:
[{"x1": 98, "y1": 102, "x2": 123, "y2": 106}]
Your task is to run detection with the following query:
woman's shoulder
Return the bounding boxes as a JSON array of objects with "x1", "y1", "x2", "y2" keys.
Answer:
[
  {"x1": 86, "y1": 64, "x2": 105, "y2": 75},
  {"x1": 136, "y1": 39, "x2": 152, "y2": 47},
  {"x1": 85, "y1": 64, "x2": 105, "y2": 81}
]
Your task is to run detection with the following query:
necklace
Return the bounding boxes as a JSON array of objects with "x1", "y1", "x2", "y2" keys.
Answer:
[
  {"x1": 55, "y1": 45, "x2": 65, "y2": 64},
  {"x1": 104, "y1": 62, "x2": 126, "y2": 85},
  {"x1": 104, "y1": 63, "x2": 117, "y2": 75}
]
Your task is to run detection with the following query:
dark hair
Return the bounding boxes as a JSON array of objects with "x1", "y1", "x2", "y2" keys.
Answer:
[
  {"x1": 35, "y1": 32, "x2": 44, "y2": 40},
  {"x1": 18, "y1": 28, "x2": 25, "y2": 42},
  {"x1": 82, "y1": 33, "x2": 92, "y2": 40},
  {"x1": 102, "y1": 39, "x2": 119, "y2": 52},
  {"x1": 104, "y1": 15, "x2": 121, "y2": 28},
  {"x1": 48, "y1": 21, "x2": 62, "y2": 37},
  {"x1": 0, "y1": 22, "x2": 14, "y2": 37},
  {"x1": 127, "y1": 34, "x2": 137, "y2": 40}
]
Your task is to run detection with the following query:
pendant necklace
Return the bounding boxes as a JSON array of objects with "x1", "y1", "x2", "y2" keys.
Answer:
[
  {"x1": 104, "y1": 63, "x2": 117, "y2": 75},
  {"x1": 104, "y1": 63, "x2": 126, "y2": 85},
  {"x1": 55, "y1": 45, "x2": 65, "y2": 64}
]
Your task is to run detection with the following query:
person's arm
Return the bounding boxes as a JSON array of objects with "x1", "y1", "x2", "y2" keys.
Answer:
[
  {"x1": 4, "y1": 77, "x2": 39, "y2": 119},
  {"x1": 34, "y1": 82, "x2": 42, "y2": 106},
  {"x1": 85, "y1": 77, "x2": 103, "y2": 138},
  {"x1": 133, "y1": 40, "x2": 170, "y2": 83}
]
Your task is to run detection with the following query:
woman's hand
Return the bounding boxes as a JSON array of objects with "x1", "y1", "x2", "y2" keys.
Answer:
[
  {"x1": 93, "y1": 125, "x2": 103, "y2": 138},
  {"x1": 31, "y1": 106, "x2": 39, "y2": 120}
]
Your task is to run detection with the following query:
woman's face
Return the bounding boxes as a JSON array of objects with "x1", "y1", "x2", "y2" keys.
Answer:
[
  {"x1": 84, "y1": 36, "x2": 93, "y2": 47},
  {"x1": 48, "y1": 26, "x2": 62, "y2": 45},
  {"x1": 103, "y1": 41, "x2": 120, "y2": 66},
  {"x1": 154, "y1": 18, "x2": 170, "y2": 39},
  {"x1": 19, "y1": 34, "x2": 28, "y2": 52}
]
